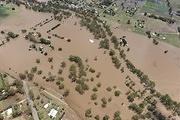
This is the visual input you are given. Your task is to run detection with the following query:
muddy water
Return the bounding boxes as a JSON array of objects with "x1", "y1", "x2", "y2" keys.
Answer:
[{"x1": 0, "y1": 5, "x2": 180, "y2": 120}]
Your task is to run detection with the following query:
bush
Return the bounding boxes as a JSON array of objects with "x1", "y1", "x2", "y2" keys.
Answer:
[
  {"x1": 113, "y1": 111, "x2": 121, "y2": 120},
  {"x1": 19, "y1": 73, "x2": 26, "y2": 80},
  {"x1": 59, "y1": 83, "x2": 64, "y2": 89},
  {"x1": 75, "y1": 84, "x2": 84, "y2": 95},
  {"x1": 40, "y1": 38, "x2": 51, "y2": 45},
  {"x1": 63, "y1": 89, "x2": 69, "y2": 97},
  {"x1": 128, "y1": 103, "x2": 143, "y2": 114},
  {"x1": 7, "y1": 32, "x2": 19, "y2": 39},
  {"x1": 97, "y1": 82, "x2": 101, "y2": 87},
  {"x1": 114, "y1": 90, "x2": 121, "y2": 96},
  {"x1": 99, "y1": 39, "x2": 110, "y2": 49},
  {"x1": 85, "y1": 109, "x2": 92, "y2": 118},
  {"x1": 103, "y1": 115, "x2": 110, "y2": 120},
  {"x1": 89, "y1": 68, "x2": 95, "y2": 73},
  {"x1": 94, "y1": 115, "x2": 100, "y2": 120},
  {"x1": 91, "y1": 93, "x2": 97, "y2": 100},
  {"x1": 36, "y1": 59, "x2": 40, "y2": 64},
  {"x1": 106, "y1": 87, "x2": 112, "y2": 92},
  {"x1": 92, "y1": 87, "x2": 98, "y2": 92}
]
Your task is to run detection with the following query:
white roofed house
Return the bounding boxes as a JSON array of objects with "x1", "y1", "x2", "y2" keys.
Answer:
[
  {"x1": 1, "y1": 107, "x2": 13, "y2": 118},
  {"x1": 48, "y1": 108, "x2": 58, "y2": 119}
]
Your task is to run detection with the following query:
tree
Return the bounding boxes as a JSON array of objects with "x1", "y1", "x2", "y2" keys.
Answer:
[
  {"x1": 114, "y1": 111, "x2": 121, "y2": 120},
  {"x1": 103, "y1": 115, "x2": 110, "y2": 120},
  {"x1": 178, "y1": 27, "x2": 180, "y2": 38},
  {"x1": 95, "y1": 115, "x2": 100, "y2": 120},
  {"x1": 114, "y1": 90, "x2": 121, "y2": 96},
  {"x1": 63, "y1": 89, "x2": 69, "y2": 97},
  {"x1": 85, "y1": 108, "x2": 92, "y2": 118},
  {"x1": 91, "y1": 93, "x2": 97, "y2": 100},
  {"x1": 61, "y1": 61, "x2": 66, "y2": 68},
  {"x1": 19, "y1": 73, "x2": 26, "y2": 80}
]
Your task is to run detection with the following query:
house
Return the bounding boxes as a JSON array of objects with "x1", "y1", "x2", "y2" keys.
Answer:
[
  {"x1": 43, "y1": 103, "x2": 50, "y2": 109},
  {"x1": 1, "y1": 108, "x2": 13, "y2": 118},
  {"x1": 48, "y1": 108, "x2": 58, "y2": 119}
]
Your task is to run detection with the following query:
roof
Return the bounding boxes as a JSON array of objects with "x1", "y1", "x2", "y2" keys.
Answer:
[
  {"x1": 48, "y1": 108, "x2": 58, "y2": 118},
  {"x1": 1, "y1": 108, "x2": 13, "y2": 118},
  {"x1": 43, "y1": 103, "x2": 49, "y2": 109}
]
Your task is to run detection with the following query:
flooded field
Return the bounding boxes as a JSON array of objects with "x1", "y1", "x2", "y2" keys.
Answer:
[{"x1": 0, "y1": 4, "x2": 180, "y2": 120}]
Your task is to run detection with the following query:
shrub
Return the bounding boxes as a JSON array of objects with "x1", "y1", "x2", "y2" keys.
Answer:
[
  {"x1": 94, "y1": 115, "x2": 100, "y2": 120},
  {"x1": 91, "y1": 93, "x2": 97, "y2": 100},
  {"x1": 63, "y1": 89, "x2": 69, "y2": 97},
  {"x1": 89, "y1": 68, "x2": 95, "y2": 73},
  {"x1": 114, "y1": 90, "x2": 121, "y2": 96},
  {"x1": 40, "y1": 38, "x2": 51, "y2": 45},
  {"x1": 99, "y1": 39, "x2": 110, "y2": 49},
  {"x1": 106, "y1": 87, "x2": 112, "y2": 92},
  {"x1": 85, "y1": 109, "x2": 92, "y2": 118},
  {"x1": 36, "y1": 59, "x2": 40, "y2": 64},
  {"x1": 92, "y1": 87, "x2": 98, "y2": 92},
  {"x1": 59, "y1": 83, "x2": 64, "y2": 89},
  {"x1": 97, "y1": 82, "x2": 101, "y2": 87},
  {"x1": 19, "y1": 73, "x2": 26, "y2": 80},
  {"x1": 113, "y1": 111, "x2": 121, "y2": 120},
  {"x1": 103, "y1": 115, "x2": 110, "y2": 120}
]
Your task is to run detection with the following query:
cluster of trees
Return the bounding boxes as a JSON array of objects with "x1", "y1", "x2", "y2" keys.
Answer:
[
  {"x1": 12, "y1": 104, "x2": 22, "y2": 118},
  {"x1": 25, "y1": 32, "x2": 40, "y2": 43},
  {"x1": 111, "y1": 36, "x2": 119, "y2": 49},
  {"x1": 99, "y1": 39, "x2": 110, "y2": 49},
  {"x1": 127, "y1": 92, "x2": 138, "y2": 102},
  {"x1": 80, "y1": 17, "x2": 106, "y2": 39},
  {"x1": 13, "y1": 79, "x2": 24, "y2": 94},
  {"x1": 125, "y1": 59, "x2": 155, "y2": 89},
  {"x1": 69, "y1": 55, "x2": 86, "y2": 78},
  {"x1": 75, "y1": 77, "x2": 89, "y2": 95},
  {"x1": 145, "y1": 13, "x2": 175, "y2": 24},
  {"x1": 39, "y1": 38, "x2": 51, "y2": 45},
  {"x1": 111, "y1": 56, "x2": 121, "y2": 69},
  {"x1": 160, "y1": 94, "x2": 180, "y2": 115},
  {"x1": 128, "y1": 103, "x2": 144, "y2": 114},
  {"x1": 69, "y1": 64, "x2": 77, "y2": 82},
  {"x1": 0, "y1": 74, "x2": 25, "y2": 100},
  {"x1": 7, "y1": 32, "x2": 19, "y2": 39},
  {"x1": 101, "y1": 97, "x2": 108, "y2": 108},
  {"x1": 103, "y1": 23, "x2": 113, "y2": 36},
  {"x1": 113, "y1": 111, "x2": 121, "y2": 120},
  {"x1": 0, "y1": 88, "x2": 16, "y2": 101}
]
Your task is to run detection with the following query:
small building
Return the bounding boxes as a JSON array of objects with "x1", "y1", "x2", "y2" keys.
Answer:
[
  {"x1": 48, "y1": 108, "x2": 58, "y2": 119},
  {"x1": 1, "y1": 108, "x2": 13, "y2": 118},
  {"x1": 43, "y1": 103, "x2": 50, "y2": 109}
]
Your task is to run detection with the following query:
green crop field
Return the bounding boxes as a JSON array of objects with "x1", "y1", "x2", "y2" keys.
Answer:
[
  {"x1": 140, "y1": 0, "x2": 169, "y2": 17},
  {"x1": 0, "y1": 6, "x2": 9, "y2": 18},
  {"x1": 159, "y1": 33, "x2": 180, "y2": 47}
]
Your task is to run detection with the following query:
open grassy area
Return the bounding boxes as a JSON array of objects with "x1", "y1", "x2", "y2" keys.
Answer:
[
  {"x1": 0, "y1": 6, "x2": 10, "y2": 18},
  {"x1": 159, "y1": 33, "x2": 180, "y2": 47},
  {"x1": 140, "y1": 0, "x2": 169, "y2": 16}
]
